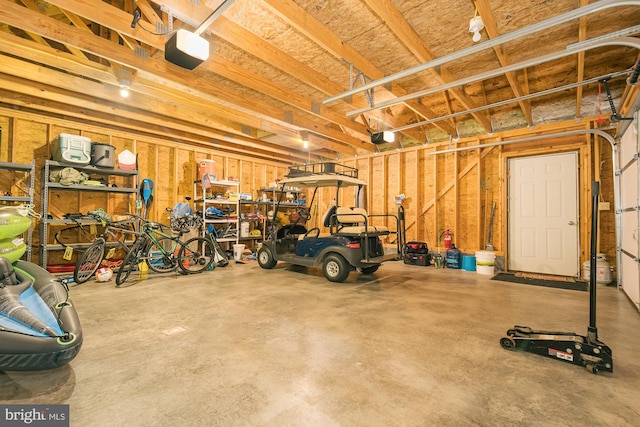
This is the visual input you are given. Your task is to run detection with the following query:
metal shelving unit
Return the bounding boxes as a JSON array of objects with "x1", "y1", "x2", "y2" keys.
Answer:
[
  {"x1": 194, "y1": 179, "x2": 240, "y2": 245},
  {"x1": 39, "y1": 160, "x2": 139, "y2": 268},
  {"x1": 258, "y1": 187, "x2": 306, "y2": 237},
  {"x1": 0, "y1": 160, "x2": 36, "y2": 261},
  {"x1": 238, "y1": 200, "x2": 267, "y2": 246}
]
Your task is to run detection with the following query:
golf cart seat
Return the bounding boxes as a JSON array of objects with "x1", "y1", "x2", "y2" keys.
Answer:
[
  {"x1": 298, "y1": 230, "x2": 331, "y2": 240},
  {"x1": 276, "y1": 223, "x2": 307, "y2": 240},
  {"x1": 334, "y1": 207, "x2": 389, "y2": 234}
]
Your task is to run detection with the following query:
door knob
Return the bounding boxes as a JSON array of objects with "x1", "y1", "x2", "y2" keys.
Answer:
[{"x1": 568, "y1": 221, "x2": 576, "y2": 226}]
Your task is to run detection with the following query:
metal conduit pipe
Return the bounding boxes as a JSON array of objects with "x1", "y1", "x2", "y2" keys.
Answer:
[
  {"x1": 391, "y1": 70, "x2": 630, "y2": 133},
  {"x1": 425, "y1": 129, "x2": 622, "y2": 288},
  {"x1": 324, "y1": 0, "x2": 640, "y2": 105},
  {"x1": 347, "y1": 34, "x2": 640, "y2": 117}
]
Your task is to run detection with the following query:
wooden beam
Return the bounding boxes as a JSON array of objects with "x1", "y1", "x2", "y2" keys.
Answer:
[
  {"x1": 19, "y1": 0, "x2": 88, "y2": 59},
  {"x1": 363, "y1": 0, "x2": 492, "y2": 132},
  {"x1": 0, "y1": 1, "x2": 373, "y2": 154},
  {"x1": 475, "y1": 0, "x2": 533, "y2": 126},
  {"x1": 203, "y1": 56, "x2": 371, "y2": 140},
  {"x1": 0, "y1": 77, "x2": 313, "y2": 164},
  {"x1": 257, "y1": 0, "x2": 455, "y2": 137},
  {"x1": 0, "y1": 30, "x2": 295, "y2": 143},
  {"x1": 157, "y1": 0, "x2": 423, "y2": 141},
  {"x1": 575, "y1": 0, "x2": 589, "y2": 118}
]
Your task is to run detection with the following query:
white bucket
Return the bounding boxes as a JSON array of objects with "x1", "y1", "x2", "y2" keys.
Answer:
[
  {"x1": 475, "y1": 250, "x2": 496, "y2": 275},
  {"x1": 233, "y1": 244, "x2": 245, "y2": 261},
  {"x1": 240, "y1": 222, "x2": 250, "y2": 237}
]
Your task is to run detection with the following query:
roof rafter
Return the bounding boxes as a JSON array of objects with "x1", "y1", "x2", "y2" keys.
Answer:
[
  {"x1": 475, "y1": 0, "x2": 533, "y2": 126},
  {"x1": 1, "y1": 0, "x2": 372, "y2": 155},
  {"x1": 363, "y1": 0, "x2": 492, "y2": 133},
  {"x1": 258, "y1": 0, "x2": 457, "y2": 137}
]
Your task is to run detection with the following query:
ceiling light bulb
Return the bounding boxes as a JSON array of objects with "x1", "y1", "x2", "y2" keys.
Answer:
[
  {"x1": 119, "y1": 86, "x2": 130, "y2": 97},
  {"x1": 383, "y1": 131, "x2": 395, "y2": 143},
  {"x1": 469, "y1": 16, "x2": 484, "y2": 43},
  {"x1": 303, "y1": 141, "x2": 308, "y2": 149}
]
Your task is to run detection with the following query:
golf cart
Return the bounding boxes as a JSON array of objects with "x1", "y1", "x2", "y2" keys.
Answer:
[{"x1": 257, "y1": 162, "x2": 403, "y2": 282}]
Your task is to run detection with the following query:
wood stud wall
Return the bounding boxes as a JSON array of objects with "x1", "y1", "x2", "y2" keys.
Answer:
[
  {"x1": 0, "y1": 107, "x2": 616, "y2": 272},
  {"x1": 0, "y1": 108, "x2": 292, "y2": 265}
]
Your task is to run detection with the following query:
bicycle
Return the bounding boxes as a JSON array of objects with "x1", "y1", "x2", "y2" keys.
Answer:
[
  {"x1": 115, "y1": 213, "x2": 214, "y2": 286},
  {"x1": 72, "y1": 217, "x2": 141, "y2": 284},
  {"x1": 179, "y1": 222, "x2": 230, "y2": 269}
]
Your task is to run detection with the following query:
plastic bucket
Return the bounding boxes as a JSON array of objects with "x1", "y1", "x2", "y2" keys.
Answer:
[
  {"x1": 233, "y1": 244, "x2": 245, "y2": 261},
  {"x1": 199, "y1": 159, "x2": 215, "y2": 180},
  {"x1": 461, "y1": 255, "x2": 476, "y2": 271},
  {"x1": 475, "y1": 250, "x2": 495, "y2": 275}
]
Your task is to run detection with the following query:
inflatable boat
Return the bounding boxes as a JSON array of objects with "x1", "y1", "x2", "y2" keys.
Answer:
[{"x1": 0, "y1": 258, "x2": 83, "y2": 371}]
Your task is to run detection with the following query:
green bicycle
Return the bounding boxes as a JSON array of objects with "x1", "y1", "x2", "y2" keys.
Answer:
[{"x1": 115, "y1": 214, "x2": 214, "y2": 286}]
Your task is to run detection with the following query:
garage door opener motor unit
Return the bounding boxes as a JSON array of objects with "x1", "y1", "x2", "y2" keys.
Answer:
[{"x1": 499, "y1": 181, "x2": 613, "y2": 374}]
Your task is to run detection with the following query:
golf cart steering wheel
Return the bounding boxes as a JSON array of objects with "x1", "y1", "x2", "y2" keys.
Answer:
[
  {"x1": 297, "y1": 207, "x2": 311, "y2": 221},
  {"x1": 303, "y1": 227, "x2": 320, "y2": 239}
]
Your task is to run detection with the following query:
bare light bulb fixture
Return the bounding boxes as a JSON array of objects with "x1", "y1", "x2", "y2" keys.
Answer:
[
  {"x1": 118, "y1": 78, "x2": 131, "y2": 98},
  {"x1": 469, "y1": 15, "x2": 484, "y2": 43},
  {"x1": 383, "y1": 130, "x2": 395, "y2": 143}
]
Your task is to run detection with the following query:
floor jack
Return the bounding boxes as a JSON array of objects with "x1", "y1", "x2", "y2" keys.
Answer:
[{"x1": 500, "y1": 181, "x2": 613, "y2": 374}]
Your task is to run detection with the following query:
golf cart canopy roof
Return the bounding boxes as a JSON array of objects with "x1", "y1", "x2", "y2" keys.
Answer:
[
  {"x1": 280, "y1": 174, "x2": 366, "y2": 188},
  {"x1": 280, "y1": 162, "x2": 367, "y2": 188}
]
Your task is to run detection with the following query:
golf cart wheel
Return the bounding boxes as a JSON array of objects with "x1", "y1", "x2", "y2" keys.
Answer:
[
  {"x1": 500, "y1": 336, "x2": 516, "y2": 350},
  {"x1": 258, "y1": 246, "x2": 277, "y2": 269},
  {"x1": 323, "y1": 254, "x2": 350, "y2": 283},
  {"x1": 360, "y1": 265, "x2": 379, "y2": 275}
]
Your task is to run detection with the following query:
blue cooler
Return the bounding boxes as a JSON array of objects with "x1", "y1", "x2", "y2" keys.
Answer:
[{"x1": 50, "y1": 133, "x2": 91, "y2": 165}]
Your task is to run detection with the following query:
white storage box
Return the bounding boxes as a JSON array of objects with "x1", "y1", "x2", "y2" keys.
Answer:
[{"x1": 50, "y1": 134, "x2": 91, "y2": 165}]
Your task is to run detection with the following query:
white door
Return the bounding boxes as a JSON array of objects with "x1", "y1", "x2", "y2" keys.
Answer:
[
  {"x1": 508, "y1": 152, "x2": 579, "y2": 276},
  {"x1": 619, "y1": 113, "x2": 640, "y2": 310}
]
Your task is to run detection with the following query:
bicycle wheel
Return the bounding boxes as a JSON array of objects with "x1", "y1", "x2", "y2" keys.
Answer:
[
  {"x1": 146, "y1": 237, "x2": 180, "y2": 273},
  {"x1": 73, "y1": 238, "x2": 106, "y2": 284},
  {"x1": 116, "y1": 238, "x2": 145, "y2": 286},
  {"x1": 178, "y1": 237, "x2": 214, "y2": 274}
]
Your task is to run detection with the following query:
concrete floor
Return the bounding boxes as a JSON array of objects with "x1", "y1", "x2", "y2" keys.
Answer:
[{"x1": 1, "y1": 261, "x2": 640, "y2": 426}]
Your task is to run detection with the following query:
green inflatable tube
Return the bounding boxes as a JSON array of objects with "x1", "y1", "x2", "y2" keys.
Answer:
[{"x1": 0, "y1": 206, "x2": 32, "y2": 240}]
